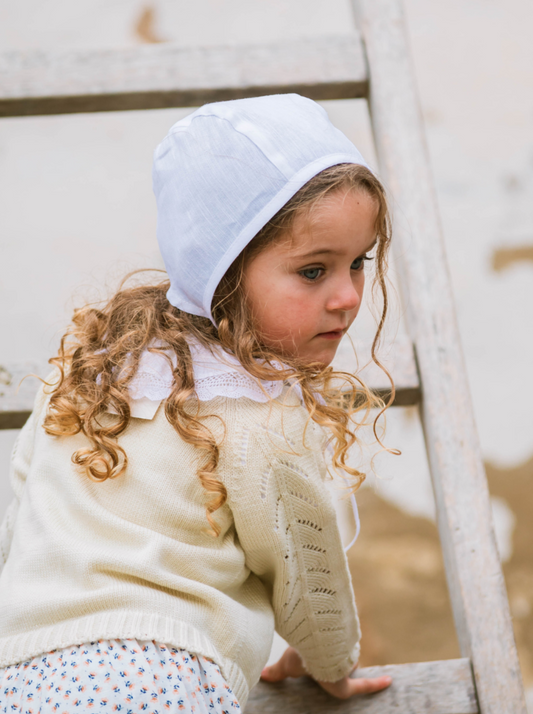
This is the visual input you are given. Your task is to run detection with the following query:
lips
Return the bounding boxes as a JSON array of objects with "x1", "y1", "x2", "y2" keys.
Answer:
[{"x1": 317, "y1": 329, "x2": 345, "y2": 339}]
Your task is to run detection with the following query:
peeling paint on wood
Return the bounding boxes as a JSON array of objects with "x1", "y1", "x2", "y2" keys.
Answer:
[{"x1": 491, "y1": 245, "x2": 533, "y2": 272}]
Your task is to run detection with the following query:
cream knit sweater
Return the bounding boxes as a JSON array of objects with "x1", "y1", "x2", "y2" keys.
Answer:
[{"x1": 0, "y1": 381, "x2": 361, "y2": 707}]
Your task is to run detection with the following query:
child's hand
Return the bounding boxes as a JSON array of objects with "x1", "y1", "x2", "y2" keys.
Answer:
[{"x1": 260, "y1": 646, "x2": 392, "y2": 700}]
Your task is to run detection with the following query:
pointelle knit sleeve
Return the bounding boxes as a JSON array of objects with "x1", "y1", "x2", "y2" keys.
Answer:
[{"x1": 221, "y1": 393, "x2": 361, "y2": 683}]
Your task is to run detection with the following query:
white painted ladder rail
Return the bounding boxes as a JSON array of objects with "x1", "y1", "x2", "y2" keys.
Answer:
[
  {"x1": 353, "y1": 0, "x2": 526, "y2": 712},
  {"x1": 0, "y1": 0, "x2": 527, "y2": 711}
]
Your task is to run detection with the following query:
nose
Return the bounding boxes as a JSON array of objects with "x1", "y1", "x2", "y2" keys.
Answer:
[{"x1": 326, "y1": 275, "x2": 362, "y2": 313}]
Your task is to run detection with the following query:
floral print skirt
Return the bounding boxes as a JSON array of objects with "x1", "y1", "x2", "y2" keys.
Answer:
[{"x1": 0, "y1": 639, "x2": 241, "y2": 713}]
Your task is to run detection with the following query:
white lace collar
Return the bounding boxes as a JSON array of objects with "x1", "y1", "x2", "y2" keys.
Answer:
[{"x1": 113, "y1": 340, "x2": 286, "y2": 420}]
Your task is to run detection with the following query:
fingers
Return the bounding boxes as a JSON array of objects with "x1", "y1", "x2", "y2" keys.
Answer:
[
  {"x1": 319, "y1": 674, "x2": 392, "y2": 700},
  {"x1": 261, "y1": 647, "x2": 306, "y2": 682},
  {"x1": 261, "y1": 652, "x2": 393, "y2": 700},
  {"x1": 260, "y1": 660, "x2": 286, "y2": 683},
  {"x1": 351, "y1": 675, "x2": 393, "y2": 695}
]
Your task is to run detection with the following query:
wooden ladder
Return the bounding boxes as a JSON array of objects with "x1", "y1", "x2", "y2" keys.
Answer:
[{"x1": 0, "y1": 0, "x2": 527, "y2": 711}]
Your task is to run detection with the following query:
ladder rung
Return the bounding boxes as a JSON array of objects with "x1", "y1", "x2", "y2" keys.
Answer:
[
  {"x1": 245, "y1": 658, "x2": 478, "y2": 713},
  {"x1": 0, "y1": 35, "x2": 368, "y2": 119},
  {"x1": 334, "y1": 333, "x2": 420, "y2": 407},
  {"x1": 0, "y1": 340, "x2": 420, "y2": 430},
  {"x1": 0, "y1": 362, "x2": 49, "y2": 429}
]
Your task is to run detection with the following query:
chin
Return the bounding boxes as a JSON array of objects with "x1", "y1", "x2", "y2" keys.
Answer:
[{"x1": 304, "y1": 350, "x2": 337, "y2": 368}]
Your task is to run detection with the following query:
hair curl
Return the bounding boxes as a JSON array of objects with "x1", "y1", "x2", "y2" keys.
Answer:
[{"x1": 43, "y1": 163, "x2": 394, "y2": 535}]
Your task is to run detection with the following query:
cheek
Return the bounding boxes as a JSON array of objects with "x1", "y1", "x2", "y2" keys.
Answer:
[
  {"x1": 248, "y1": 271, "x2": 300, "y2": 312},
  {"x1": 275, "y1": 285, "x2": 320, "y2": 321},
  {"x1": 250, "y1": 284, "x2": 317, "y2": 342},
  {"x1": 261, "y1": 295, "x2": 311, "y2": 336}
]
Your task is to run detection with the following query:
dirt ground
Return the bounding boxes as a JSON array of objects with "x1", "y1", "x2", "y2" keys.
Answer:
[{"x1": 349, "y1": 456, "x2": 533, "y2": 688}]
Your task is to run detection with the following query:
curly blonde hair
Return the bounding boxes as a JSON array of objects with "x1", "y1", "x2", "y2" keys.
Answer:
[{"x1": 43, "y1": 163, "x2": 393, "y2": 535}]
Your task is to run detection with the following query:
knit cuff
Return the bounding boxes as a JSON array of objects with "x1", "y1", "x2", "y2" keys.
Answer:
[{"x1": 303, "y1": 641, "x2": 360, "y2": 683}]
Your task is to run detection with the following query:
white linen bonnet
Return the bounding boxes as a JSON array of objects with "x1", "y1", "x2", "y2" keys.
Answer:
[{"x1": 153, "y1": 93, "x2": 370, "y2": 323}]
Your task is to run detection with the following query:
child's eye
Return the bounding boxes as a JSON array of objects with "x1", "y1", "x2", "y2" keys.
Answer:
[
  {"x1": 300, "y1": 267, "x2": 323, "y2": 281},
  {"x1": 351, "y1": 255, "x2": 373, "y2": 271}
]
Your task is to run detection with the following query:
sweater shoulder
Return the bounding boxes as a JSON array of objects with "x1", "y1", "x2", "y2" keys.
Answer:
[
  {"x1": 221, "y1": 388, "x2": 325, "y2": 450},
  {"x1": 216, "y1": 389, "x2": 328, "y2": 493}
]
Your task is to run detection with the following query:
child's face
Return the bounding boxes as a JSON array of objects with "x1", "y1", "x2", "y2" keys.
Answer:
[{"x1": 243, "y1": 188, "x2": 378, "y2": 366}]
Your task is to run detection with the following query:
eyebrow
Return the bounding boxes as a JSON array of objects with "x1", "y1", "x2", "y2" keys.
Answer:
[{"x1": 294, "y1": 239, "x2": 378, "y2": 261}]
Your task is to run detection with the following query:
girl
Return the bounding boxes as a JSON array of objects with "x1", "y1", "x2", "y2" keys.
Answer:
[{"x1": 0, "y1": 94, "x2": 393, "y2": 712}]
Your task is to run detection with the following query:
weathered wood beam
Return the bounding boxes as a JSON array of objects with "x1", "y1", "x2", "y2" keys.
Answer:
[
  {"x1": 246, "y1": 658, "x2": 478, "y2": 714},
  {"x1": 333, "y1": 332, "x2": 420, "y2": 407},
  {"x1": 0, "y1": 362, "x2": 49, "y2": 430},
  {"x1": 0, "y1": 35, "x2": 368, "y2": 118},
  {"x1": 0, "y1": 337, "x2": 420, "y2": 429},
  {"x1": 352, "y1": 0, "x2": 527, "y2": 711}
]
